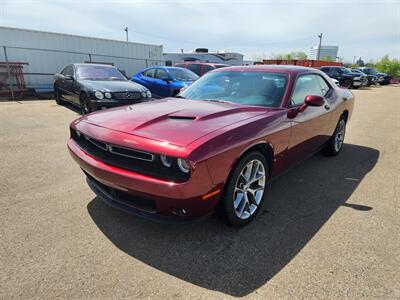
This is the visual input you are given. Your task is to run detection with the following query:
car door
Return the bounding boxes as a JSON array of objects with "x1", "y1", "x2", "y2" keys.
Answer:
[
  {"x1": 153, "y1": 68, "x2": 172, "y2": 98},
  {"x1": 139, "y1": 68, "x2": 156, "y2": 90},
  {"x1": 287, "y1": 74, "x2": 333, "y2": 161},
  {"x1": 58, "y1": 65, "x2": 75, "y2": 103}
]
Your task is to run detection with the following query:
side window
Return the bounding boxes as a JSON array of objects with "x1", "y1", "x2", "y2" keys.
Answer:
[
  {"x1": 203, "y1": 65, "x2": 214, "y2": 74},
  {"x1": 187, "y1": 64, "x2": 201, "y2": 76},
  {"x1": 291, "y1": 74, "x2": 327, "y2": 106},
  {"x1": 61, "y1": 65, "x2": 74, "y2": 76},
  {"x1": 316, "y1": 76, "x2": 331, "y2": 96},
  {"x1": 143, "y1": 69, "x2": 155, "y2": 78},
  {"x1": 154, "y1": 68, "x2": 169, "y2": 79}
]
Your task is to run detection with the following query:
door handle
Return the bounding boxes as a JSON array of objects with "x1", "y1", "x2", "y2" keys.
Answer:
[{"x1": 324, "y1": 104, "x2": 330, "y2": 110}]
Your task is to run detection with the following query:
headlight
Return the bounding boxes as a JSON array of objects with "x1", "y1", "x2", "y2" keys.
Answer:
[
  {"x1": 141, "y1": 91, "x2": 147, "y2": 98},
  {"x1": 104, "y1": 92, "x2": 112, "y2": 99},
  {"x1": 160, "y1": 155, "x2": 173, "y2": 168},
  {"x1": 177, "y1": 158, "x2": 190, "y2": 173},
  {"x1": 146, "y1": 90, "x2": 152, "y2": 98},
  {"x1": 353, "y1": 77, "x2": 360, "y2": 80},
  {"x1": 94, "y1": 91, "x2": 104, "y2": 99}
]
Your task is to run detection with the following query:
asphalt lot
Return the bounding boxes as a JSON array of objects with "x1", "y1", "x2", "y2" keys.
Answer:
[{"x1": 1, "y1": 85, "x2": 399, "y2": 299}]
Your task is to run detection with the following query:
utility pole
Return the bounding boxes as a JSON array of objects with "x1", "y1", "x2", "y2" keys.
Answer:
[
  {"x1": 124, "y1": 27, "x2": 129, "y2": 42},
  {"x1": 317, "y1": 33, "x2": 323, "y2": 60}
]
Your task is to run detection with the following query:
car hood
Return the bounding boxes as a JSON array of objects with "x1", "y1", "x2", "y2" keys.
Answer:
[
  {"x1": 81, "y1": 80, "x2": 147, "y2": 92},
  {"x1": 80, "y1": 98, "x2": 275, "y2": 147}
]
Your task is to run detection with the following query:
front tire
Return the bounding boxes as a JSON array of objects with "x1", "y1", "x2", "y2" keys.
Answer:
[
  {"x1": 221, "y1": 151, "x2": 269, "y2": 227},
  {"x1": 341, "y1": 79, "x2": 352, "y2": 89},
  {"x1": 79, "y1": 93, "x2": 92, "y2": 115},
  {"x1": 323, "y1": 116, "x2": 346, "y2": 156}
]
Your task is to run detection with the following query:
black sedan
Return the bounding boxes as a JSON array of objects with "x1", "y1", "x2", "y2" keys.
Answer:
[{"x1": 54, "y1": 64, "x2": 152, "y2": 114}]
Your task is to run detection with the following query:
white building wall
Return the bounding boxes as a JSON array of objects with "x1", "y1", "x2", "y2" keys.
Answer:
[{"x1": 0, "y1": 26, "x2": 163, "y2": 92}]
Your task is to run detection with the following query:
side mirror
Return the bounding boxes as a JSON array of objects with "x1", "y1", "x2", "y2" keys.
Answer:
[
  {"x1": 161, "y1": 77, "x2": 171, "y2": 83},
  {"x1": 304, "y1": 95, "x2": 324, "y2": 107},
  {"x1": 287, "y1": 95, "x2": 324, "y2": 119}
]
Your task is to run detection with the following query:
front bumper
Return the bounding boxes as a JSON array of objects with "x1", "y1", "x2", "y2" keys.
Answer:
[
  {"x1": 68, "y1": 138, "x2": 220, "y2": 219},
  {"x1": 352, "y1": 80, "x2": 363, "y2": 86}
]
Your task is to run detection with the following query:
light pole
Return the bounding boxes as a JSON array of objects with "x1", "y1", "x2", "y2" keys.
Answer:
[
  {"x1": 317, "y1": 33, "x2": 323, "y2": 60},
  {"x1": 124, "y1": 27, "x2": 129, "y2": 42}
]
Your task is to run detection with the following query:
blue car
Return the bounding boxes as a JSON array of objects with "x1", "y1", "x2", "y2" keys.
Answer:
[{"x1": 131, "y1": 66, "x2": 199, "y2": 98}]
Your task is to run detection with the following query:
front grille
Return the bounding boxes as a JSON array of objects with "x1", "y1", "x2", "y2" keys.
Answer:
[
  {"x1": 71, "y1": 128, "x2": 189, "y2": 182},
  {"x1": 113, "y1": 91, "x2": 143, "y2": 100}
]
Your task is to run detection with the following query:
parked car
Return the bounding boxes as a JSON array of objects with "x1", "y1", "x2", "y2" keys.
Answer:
[
  {"x1": 54, "y1": 63, "x2": 152, "y2": 114},
  {"x1": 131, "y1": 66, "x2": 199, "y2": 98},
  {"x1": 174, "y1": 62, "x2": 229, "y2": 76},
  {"x1": 68, "y1": 65, "x2": 354, "y2": 227},
  {"x1": 320, "y1": 66, "x2": 367, "y2": 88},
  {"x1": 351, "y1": 69, "x2": 377, "y2": 86},
  {"x1": 376, "y1": 72, "x2": 392, "y2": 85},
  {"x1": 356, "y1": 67, "x2": 391, "y2": 85}
]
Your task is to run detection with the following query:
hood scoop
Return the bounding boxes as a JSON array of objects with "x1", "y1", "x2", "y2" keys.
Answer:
[{"x1": 168, "y1": 115, "x2": 196, "y2": 120}]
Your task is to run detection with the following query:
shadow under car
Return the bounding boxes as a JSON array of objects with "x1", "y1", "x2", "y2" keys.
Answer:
[{"x1": 87, "y1": 143, "x2": 378, "y2": 297}]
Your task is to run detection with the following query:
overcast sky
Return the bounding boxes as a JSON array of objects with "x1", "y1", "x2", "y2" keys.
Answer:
[{"x1": 1, "y1": 0, "x2": 399, "y2": 62}]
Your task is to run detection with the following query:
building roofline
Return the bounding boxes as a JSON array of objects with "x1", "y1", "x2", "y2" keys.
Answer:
[{"x1": 0, "y1": 26, "x2": 163, "y2": 48}]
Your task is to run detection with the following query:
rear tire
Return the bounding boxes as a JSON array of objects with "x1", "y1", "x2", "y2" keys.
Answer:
[
  {"x1": 54, "y1": 88, "x2": 62, "y2": 104},
  {"x1": 221, "y1": 151, "x2": 269, "y2": 227},
  {"x1": 323, "y1": 116, "x2": 346, "y2": 156}
]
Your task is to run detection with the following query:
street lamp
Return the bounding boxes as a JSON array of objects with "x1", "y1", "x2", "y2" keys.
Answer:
[
  {"x1": 317, "y1": 33, "x2": 323, "y2": 60},
  {"x1": 124, "y1": 27, "x2": 129, "y2": 42}
]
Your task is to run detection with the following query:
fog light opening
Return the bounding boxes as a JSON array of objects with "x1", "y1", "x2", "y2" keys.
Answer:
[{"x1": 172, "y1": 208, "x2": 187, "y2": 216}]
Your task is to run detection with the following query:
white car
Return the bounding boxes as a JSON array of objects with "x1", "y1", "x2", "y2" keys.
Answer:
[{"x1": 331, "y1": 78, "x2": 340, "y2": 87}]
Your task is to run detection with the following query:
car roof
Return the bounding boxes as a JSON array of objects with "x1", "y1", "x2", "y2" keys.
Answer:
[
  {"x1": 72, "y1": 63, "x2": 116, "y2": 68},
  {"x1": 175, "y1": 62, "x2": 229, "y2": 66},
  {"x1": 213, "y1": 64, "x2": 324, "y2": 75}
]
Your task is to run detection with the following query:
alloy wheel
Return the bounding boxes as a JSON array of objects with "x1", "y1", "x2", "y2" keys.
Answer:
[
  {"x1": 233, "y1": 159, "x2": 266, "y2": 220},
  {"x1": 334, "y1": 119, "x2": 346, "y2": 152}
]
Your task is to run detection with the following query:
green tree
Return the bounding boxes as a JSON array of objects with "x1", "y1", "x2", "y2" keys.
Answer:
[{"x1": 375, "y1": 55, "x2": 400, "y2": 77}]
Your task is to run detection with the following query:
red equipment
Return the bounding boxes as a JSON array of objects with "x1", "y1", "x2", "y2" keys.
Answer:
[
  {"x1": 0, "y1": 62, "x2": 29, "y2": 99},
  {"x1": 256, "y1": 59, "x2": 342, "y2": 68}
]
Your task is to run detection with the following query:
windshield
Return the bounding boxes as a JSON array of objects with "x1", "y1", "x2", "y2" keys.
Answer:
[
  {"x1": 168, "y1": 68, "x2": 199, "y2": 81},
  {"x1": 179, "y1": 71, "x2": 288, "y2": 107},
  {"x1": 76, "y1": 65, "x2": 126, "y2": 80}
]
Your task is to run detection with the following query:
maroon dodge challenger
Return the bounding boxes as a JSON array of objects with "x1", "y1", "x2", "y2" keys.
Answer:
[{"x1": 68, "y1": 65, "x2": 354, "y2": 226}]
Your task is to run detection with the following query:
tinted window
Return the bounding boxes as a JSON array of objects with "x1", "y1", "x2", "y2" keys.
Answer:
[
  {"x1": 143, "y1": 69, "x2": 155, "y2": 78},
  {"x1": 187, "y1": 64, "x2": 202, "y2": 76},
  {"x1": 61, "y1": 65, "x2": 74, "y2": 76},
  {"x1": 76, "y1": 65, "x2": 125, "y2": 80},
  {"x1": 180, "y1": 71, "x2": 288, "y2": 107},
  {"x1": 168, "y1": 68, "x2": 199, "y2": 81},
  {"x1": 215, "y1": 64, "x2": 228, "y2": 69},
  {"x1": 291, "y1": 74, "x2": 328, "y2": 106},
  {"x1": 320, "y1": 67, "x2": 329, "y2": 73},
  {"x1": 154, "y1": 68, "x2": 169, "y2": 79},
  {"x1": 203, "y1": 65, "x2": 214, "y2": 74}
]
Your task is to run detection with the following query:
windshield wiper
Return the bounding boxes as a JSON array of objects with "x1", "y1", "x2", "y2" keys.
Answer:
[{"x1": 175, "y1": 95, "x2": 186, "y2": 99}]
